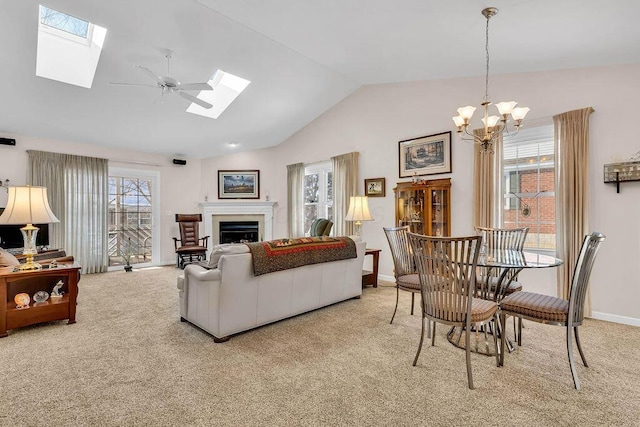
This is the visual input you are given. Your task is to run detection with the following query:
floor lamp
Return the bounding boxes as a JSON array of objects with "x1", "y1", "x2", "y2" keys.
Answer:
[
  {"x1": 345, "y1": 196, "x2": 373, "y2": 237},
  {"x1": 0, "y1": 186, "x2": 60, "y2": 270}
]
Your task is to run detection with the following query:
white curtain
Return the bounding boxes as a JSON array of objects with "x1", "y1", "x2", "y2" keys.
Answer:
[
  {"x1": 331, "y1": 152, "x2": 359, "y2": 236},
  {"x1": 286, "y1": 163, "x2": 305, "y2": 238},
  {"x1": 28, "y1": 150, "x2": 109, "y2": 274},
  {"x1": 554, "y1": 107, "x2": 595, "y2": 313}
]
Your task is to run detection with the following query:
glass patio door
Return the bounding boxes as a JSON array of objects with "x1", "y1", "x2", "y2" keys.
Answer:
[{"x1": 108, "y1": 168, "x2": 159, "y2": 268}]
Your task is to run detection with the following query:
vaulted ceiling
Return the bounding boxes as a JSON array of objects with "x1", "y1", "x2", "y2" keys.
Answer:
[{"x1": 2, "y1": 0, "x2": 639, "y2": 158}]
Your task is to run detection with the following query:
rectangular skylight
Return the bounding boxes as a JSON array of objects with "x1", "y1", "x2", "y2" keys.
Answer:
[
  {"x1": 186, "y1": 70, "x2": 251, "y2": 119},
  {"x1": 40, "y1": 6, "x2": 89, "y2": 38},
  {"x1": 36, "y1": 5, "x2": 107, "y2": 88}
]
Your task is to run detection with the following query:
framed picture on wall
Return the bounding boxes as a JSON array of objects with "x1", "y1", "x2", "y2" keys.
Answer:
[
  {"x1": 218, "y1": 170, "x2": 260, "y2": 199},
  {"x1": 364, "y1": 178, "x2": 386, "y2": 197},
  {"x1": 398, "y1": 131, "x2": 452, "y2": 178}
]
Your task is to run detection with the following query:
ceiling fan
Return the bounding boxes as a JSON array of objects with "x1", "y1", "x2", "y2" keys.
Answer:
[{"x1": 110, "y1": 51, "x2": 213, "y2": 109}]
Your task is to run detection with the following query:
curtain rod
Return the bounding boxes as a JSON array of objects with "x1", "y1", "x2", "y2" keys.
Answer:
[{"x1": 109, "y1": 159, "x2": 164, "y2": 167}]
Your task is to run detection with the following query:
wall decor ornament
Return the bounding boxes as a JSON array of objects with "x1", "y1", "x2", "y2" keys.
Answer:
[
  {"x1": 604, "y1": 151, "x2": 640, "y2": 193},
  {"x1": 399, "y1": 131, "x2": 452, "y2": 178},
  {"x1": 364, "y1": 178, "x2": 386, "y2": 197},
  {"x1": 218, "y1": 170, "x2": 260, "y2": 199}
]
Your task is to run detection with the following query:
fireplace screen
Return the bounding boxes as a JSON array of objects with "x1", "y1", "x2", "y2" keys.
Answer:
[{"x1": 219, "y1": 221, "x2": 259, "y2": 244}]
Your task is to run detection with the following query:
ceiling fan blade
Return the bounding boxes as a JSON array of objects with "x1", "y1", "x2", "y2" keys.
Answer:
[
  {"x1": 109, "y1": 82, "x2": 157, "y2": 88},
  {"x1": 179, "y1": 91, "x2": 213, "y2": 109},
  {"x1": 177, "y1": 82, "x2": 212, "y2": 91},
  {"x1": 135, "y1": 65, "x2": 163, "y2": 84}
]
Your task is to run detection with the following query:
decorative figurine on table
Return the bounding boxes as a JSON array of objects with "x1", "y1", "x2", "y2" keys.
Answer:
[
  {"x1": 51, "y1": 280, "x2": 65, "y2": 298},
  {"x1": 49, "y1": 259, "x2": 58, "y2": 268},
  {"x1": 14, "y1": 293, "x2": 30, "y2": 309},
  {"x1": 33, "y1": 290, "x2": 50, "y2": 303}
]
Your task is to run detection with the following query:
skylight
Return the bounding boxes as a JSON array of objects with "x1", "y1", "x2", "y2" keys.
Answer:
[
  {"x1": 186, "y1": 70, "x2": 251, "y2": 119},
  {"x1": 40, "y1": 6, "x2": 89, "y2": 38},
  {"x1": 36, "y1": 5, "x2": 107, "y2": 88}
]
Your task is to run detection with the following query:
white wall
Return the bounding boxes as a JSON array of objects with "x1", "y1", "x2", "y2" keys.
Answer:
[
  {"x1": 202, "y1": 63, "x2": 640, "y2": 323},
  {"x1": 0, "y1": 134, "x2": 202, "y2": 265}
]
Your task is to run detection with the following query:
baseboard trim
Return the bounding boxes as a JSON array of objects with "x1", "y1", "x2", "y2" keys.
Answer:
[
  {"x1": 589, "y1": 311, "x2": 640, "y2": 327},
  {"x1": 372, "y1": 277, "x2": 639, "y2": 327},
  {"x1": 158, "y1": 261, "x2": 177, "y2": 266},
  {"x1": 378, "y1": 274, "x2": 395, "y2": 283}
]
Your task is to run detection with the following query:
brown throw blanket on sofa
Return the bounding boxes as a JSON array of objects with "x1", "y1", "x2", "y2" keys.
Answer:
[{"x1": 246, "y1": 237, "x2": 357, "y2": 276}]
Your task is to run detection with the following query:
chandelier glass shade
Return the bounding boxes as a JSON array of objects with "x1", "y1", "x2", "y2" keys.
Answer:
[{"x1": 453, "y1": 7, "x2": 529, "y2": 152}]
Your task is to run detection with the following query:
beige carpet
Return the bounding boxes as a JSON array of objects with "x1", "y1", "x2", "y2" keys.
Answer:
[{"x1": 0, "y1": 266, "x2": 639, "y2": 426}]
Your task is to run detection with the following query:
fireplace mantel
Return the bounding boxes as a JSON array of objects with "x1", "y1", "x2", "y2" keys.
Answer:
[{"x1": 200, "y1": 201, "x2": 277, "y2": 245}]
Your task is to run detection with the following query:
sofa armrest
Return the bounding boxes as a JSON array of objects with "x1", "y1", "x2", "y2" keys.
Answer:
[{"x1": 184, "y1": 264, "x2": 221, "y2": 281}]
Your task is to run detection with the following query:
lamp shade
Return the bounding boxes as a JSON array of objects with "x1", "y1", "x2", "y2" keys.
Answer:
[
  {"x1": 345, "y1": 196, "x2": 373, "y2": 222},
  {"x1": 0, "y1": 186, "x2": 60, "y2": 225}
]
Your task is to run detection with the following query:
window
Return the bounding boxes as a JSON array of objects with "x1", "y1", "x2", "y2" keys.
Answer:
[
  {"x1": 40, "y1": 6, "x2": 89, "y2": 38},
  {"x1": 186, "y1": 70, "x2": 251, "y2": 119},
  {"x1": 502, "y1": 125, "x2": 555, "y2": 251},
  {"x1": 108, "y1": 168, "x2": 159, "y2": 268},
  {"x1": 304, "y1": 162, "x2": 333, "y2": 234},
  {"x1": 36, "y1": 5, "x2": 108, "y2": 88}
]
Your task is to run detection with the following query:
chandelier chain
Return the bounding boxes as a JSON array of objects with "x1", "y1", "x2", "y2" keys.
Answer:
[{"x1": 484, "y1": 13, "x2": 490, "y2": 102}]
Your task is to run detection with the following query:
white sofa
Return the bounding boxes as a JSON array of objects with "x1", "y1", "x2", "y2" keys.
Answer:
[{"x1": 177, "y1": 240, "x2": 366, "y2": 342}]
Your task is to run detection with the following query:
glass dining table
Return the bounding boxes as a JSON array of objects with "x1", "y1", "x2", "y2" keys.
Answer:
[{"x1": 447, "y1": 248, "x2": 563, "y2": 356}]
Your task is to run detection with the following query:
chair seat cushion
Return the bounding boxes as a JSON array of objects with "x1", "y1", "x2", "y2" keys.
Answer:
[
  {"x1": 176, "y1": 246, "x2": 207, "y2": 254},
  {"x1": 500, "y1": 291, "x2": 568, "y2": 323},
  {"x1": 469, "y1": 298, "x2": 498, "y2": 323},
  {"x1": 397, "y1": 274, "x2": 420, "y2": 291},
  {"x1": 426, "y1": 293, "x2": 497, "y2": 323}
]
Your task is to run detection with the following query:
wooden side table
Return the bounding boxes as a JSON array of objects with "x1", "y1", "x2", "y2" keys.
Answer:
[
  {"x1": 15, "y1": 249, "x2": 66, "y2": 263},
  {"x1": 0, "y1": 263, "x2": 80, "y2": 337},
  {"x1": 362, "y1": 248, "x2": 381, "y2": 288}
]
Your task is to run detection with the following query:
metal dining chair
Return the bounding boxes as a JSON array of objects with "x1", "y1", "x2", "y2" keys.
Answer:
[
  {"x1": 474, "y1": 226, "x2": 528, "y2": 340},
  {"x1": 383, "y1": 226, "x2": 421, "y2": 324},
  {"x1": 408, "y1": 233, "x2": 499, "y2": 390},
  {"x1": 499, "y1": 232, "x2": 605, "y2": 389}
]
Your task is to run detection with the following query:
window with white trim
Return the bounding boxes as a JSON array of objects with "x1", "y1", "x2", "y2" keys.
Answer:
[
  {"x1": 304, "y1": 162, "x2": 333, "y2": 234},
  {"x1": 502, "y1": 125, "x2": 555, "y2": 251}
]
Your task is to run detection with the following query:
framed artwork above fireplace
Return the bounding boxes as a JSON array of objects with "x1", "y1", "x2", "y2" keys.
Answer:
[{"x1": 218, "y1": 170, "x2": 260, "y2": 199}]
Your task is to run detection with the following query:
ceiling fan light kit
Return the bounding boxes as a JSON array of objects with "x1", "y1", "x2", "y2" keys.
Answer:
[{"x1": 110, "y1": 52, "x2": 214, "y2": 109}]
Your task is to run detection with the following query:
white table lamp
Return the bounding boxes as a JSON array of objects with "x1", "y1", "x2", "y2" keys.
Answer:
[
  {"x1": 345, "y1": 196, "x2": 373, "y2": 237},
  {"x1": 0, "y1": 186, "x2": 60, "y2": 270}
]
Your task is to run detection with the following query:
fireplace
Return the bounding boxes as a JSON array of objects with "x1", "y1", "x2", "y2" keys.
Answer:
[
  {"x1": 219, "y1": 221, "x2": 259, "y2": 244},
  {"x1": 201, "y1": 201, "x2": 276, "y2": 248}
]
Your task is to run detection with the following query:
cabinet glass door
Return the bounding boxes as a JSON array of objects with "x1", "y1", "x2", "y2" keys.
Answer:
[
  {"x1": 397, "y1": 189, "x2": 425, "y2": 234},
  {"x1": 431, "y1": 189, "x2": 447, "y2": 237}
]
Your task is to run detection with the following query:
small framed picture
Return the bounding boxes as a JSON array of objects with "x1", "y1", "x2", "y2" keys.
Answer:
[
  {"x1": 398, "y1": 131, "x2": 452, "y2": 178},
  {"x1": 218, "y1": 170, "x2": 260, "y2": 199},
  {"x1": 364, "y1": 178, "x2": 386, "y2": 197}
]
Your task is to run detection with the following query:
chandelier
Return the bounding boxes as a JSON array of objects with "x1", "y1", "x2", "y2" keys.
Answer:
[{"x1": 452, "y1": 7, "x2": 529, "y2": 152}]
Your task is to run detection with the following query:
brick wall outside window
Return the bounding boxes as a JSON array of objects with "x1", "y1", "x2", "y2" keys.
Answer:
[{"x1": 503, "y1": 169, "x2": 555, "y2": 249}]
